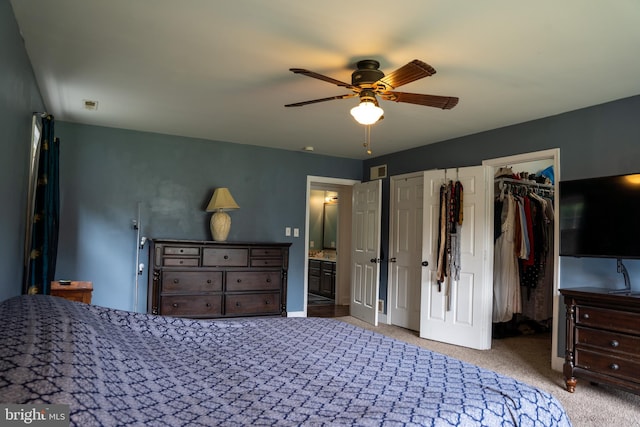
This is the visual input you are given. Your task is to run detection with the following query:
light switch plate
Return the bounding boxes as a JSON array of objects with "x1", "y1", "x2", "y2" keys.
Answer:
[{"x1": 285, "y1": 227, "x2": 291, "y2": 236}]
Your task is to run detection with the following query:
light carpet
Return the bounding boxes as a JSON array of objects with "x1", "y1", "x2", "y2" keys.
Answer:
[{"x1": 338, "y1": 316, "x2": 640, "y2": 427}]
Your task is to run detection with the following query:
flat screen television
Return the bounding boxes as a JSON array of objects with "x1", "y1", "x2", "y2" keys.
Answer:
[{"x1": 560, "y1": 173, "x2": 640, "y2": 259}]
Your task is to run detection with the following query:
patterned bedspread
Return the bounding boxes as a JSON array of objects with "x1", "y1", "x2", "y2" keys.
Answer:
[{"x1": 0, "y1": 295, "x2": 572, "y2": 426}]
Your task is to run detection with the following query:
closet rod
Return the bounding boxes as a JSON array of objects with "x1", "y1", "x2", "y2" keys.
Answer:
[{"x1": 496, "y1": 177, "x2": 554, "y2": 189}]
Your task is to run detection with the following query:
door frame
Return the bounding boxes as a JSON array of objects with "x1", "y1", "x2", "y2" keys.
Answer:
[
  {"x1": 482, "y1": 148, "x2": 562, "y2": 371},
  {"x1": 386, "y1": 171, "x2": 424, "y2": 327},
  {"x1": 303, "y1": 176, "x2": 360, "y2": 317}
]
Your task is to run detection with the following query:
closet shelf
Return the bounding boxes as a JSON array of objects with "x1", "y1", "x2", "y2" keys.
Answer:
[{"x1": 496, "y1": 177, "x2": 554, "y2": 189}]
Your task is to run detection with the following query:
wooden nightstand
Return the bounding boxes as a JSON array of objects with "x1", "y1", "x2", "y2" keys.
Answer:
[{"x1": 51, "y1": 281, "x2": 93, "y2": 304}]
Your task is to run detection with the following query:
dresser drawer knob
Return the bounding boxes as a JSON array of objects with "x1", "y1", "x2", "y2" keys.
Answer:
[
  {"x1": 610, "y1": 363, "x2": 620, "y2": 371},
  {"x1": 582, "y1": 313, "x2": 590, "y2": 319},
  {"x1": 179, "y1": 260, "x2": 184, "y2": 264},
  {"x1": 236, "y1": 301, "x2": 240, "y2": 307},
  {"x1": 224, "y1": 255, "x2": 229, "y2": 259},
  {"x1": 172, "y1": 303, "x2": 178, "y2": 308},
  {"x1": 236, "y1": 279, "x2": 242, "y2": 283},
  {"x1": 173, "y1": 279, "x2": 179, "y2": 284},
  {"x1": 266, "y1": 278, "x2": 271, "y2": 283},
  {"x1": 265, "y1": 300, "x2": 270, "y2": 304},
  {"x1": 207, "y1": 279, "x2": 212, "y2": 284},
  {"x1": 610, "y1": 340, "x2": 620, "y2": 348},
  {"x1": 206, "y1": 303, "x2": 211, "y2": 307}
]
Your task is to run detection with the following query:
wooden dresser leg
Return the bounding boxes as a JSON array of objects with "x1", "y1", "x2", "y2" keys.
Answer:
[{"x1": 566, "y1": 377, "x2": 577, "y2": 393}]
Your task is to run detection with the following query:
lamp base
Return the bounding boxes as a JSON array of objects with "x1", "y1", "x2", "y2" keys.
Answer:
[{"x1": 210, "y1": 211, "x2": 231, "y2": 241}]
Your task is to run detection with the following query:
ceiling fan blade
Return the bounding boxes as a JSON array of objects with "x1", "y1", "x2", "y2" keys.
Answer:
[
  {"x1": 289, "y1": 68, "x2": 358, "y2": 90},
  {"x1": 374, "y1": 60, "x2": 437, "y2": 90},
  {"x1": 285, "y1": 93, "x2": 357, "y2": 107},
  {"x1": 380, "y1": 91, "x2": 459, "y2": 109}
]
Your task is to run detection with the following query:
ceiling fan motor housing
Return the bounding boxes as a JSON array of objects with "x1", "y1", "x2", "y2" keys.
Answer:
[{"x1": 352, "y1": 60, "x2": 384, "y2": 87}]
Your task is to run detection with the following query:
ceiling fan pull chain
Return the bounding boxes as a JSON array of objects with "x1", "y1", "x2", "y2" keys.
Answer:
[{"x1": 363, "y1": 125, "x2": 372, "y2": 155}]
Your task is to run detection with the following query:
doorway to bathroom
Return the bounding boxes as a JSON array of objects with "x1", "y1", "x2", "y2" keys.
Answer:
[{"x1": 304, "y1": 176, "x2": 358, "y2": 317}]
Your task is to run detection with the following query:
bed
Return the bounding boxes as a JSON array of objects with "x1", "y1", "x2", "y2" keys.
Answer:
[{"x1": 0, "y1": 295, "x2": 572, "y2": 426}]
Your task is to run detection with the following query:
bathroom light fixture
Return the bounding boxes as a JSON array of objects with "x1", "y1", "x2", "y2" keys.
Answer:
[{"x1": 205, "y1": 188, "x2": 239, "y2": 241}]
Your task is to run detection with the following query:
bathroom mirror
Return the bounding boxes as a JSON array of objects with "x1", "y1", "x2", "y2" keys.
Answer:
[{"x1": 323, "y1": 203, "x2": 337, "y2": 249}]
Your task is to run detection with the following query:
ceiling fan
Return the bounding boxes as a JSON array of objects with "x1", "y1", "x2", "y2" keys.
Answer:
[{"x1": 285, "y1": 59, "x2": 459, "y2": 125}]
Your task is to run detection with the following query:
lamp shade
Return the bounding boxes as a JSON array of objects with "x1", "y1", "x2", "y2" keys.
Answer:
[
  {"x1": 206, "y1": 188, "x2": 239, "y2": 212},
  {"x1": 350, "y1": 101, "x2": 384, "y2": 125}
]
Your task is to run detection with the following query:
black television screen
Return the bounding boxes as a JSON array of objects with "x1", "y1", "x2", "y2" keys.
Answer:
[{"x1": 560, "y1": 173, "x2": 640, "y2": 258}]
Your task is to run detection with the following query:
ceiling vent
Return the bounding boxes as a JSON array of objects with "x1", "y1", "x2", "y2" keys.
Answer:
[{"x1": 370, "y1": 164, "x2": 387, "y2": 180}]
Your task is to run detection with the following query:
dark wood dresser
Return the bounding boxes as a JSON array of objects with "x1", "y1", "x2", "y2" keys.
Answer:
[
  {"x1": 148, "y1": 239, "x2": 291, "y2": 319},
  {"x1": 561, "y1": 287, "x2": 640, "y2": 395}
]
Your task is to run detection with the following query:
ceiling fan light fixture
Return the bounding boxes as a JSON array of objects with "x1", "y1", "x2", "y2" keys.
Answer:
[{"x1": 350, "y1": 101, "x2": 384, "y2": 125}]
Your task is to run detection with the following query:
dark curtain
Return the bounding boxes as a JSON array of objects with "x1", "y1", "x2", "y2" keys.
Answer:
[{"x1": 24, "y1": 115, "x2": 60, "y2": 295}]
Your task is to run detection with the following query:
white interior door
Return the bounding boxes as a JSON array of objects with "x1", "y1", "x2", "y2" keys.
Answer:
[
  {"x1": 389, "y1": 174, "x2": 423, "y2": 331},
  {"x1": 420, "y1": 166, "x2": 493, "y2": 350},
  {"x1": 351, "y1": 180, "x2": 382, "y2": 326}
]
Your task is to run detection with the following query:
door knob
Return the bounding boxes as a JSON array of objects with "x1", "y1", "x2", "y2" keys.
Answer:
[
  {"x1": 370, "y1": 258, "x2": 379, "y2": 263},
  {"x1": 389, "y1": 257, "x2": 397, "y2": 263},
  {"x1": 421, "y1": 261, "x2": 429, "y2": 267}
]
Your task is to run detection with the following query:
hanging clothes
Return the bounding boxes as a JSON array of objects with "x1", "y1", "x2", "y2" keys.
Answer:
[
  {"x1": 436, "y1": 179, "x2": 464, "y2": 310},
  {"x1": 493, "y1": 194, "x2": 521, "y2": 322},
  {"x1": 521, "y1": 193, "x2": 555, "y2": 322},
  {"x1": 449, "y1": 180, "x2": 463, "y2": 281},
  {"x1": 436, "y1": 184, "x2": 448, "y2": 285},
  {"x1": 493, "y1": 175, "x2": 555, "y2": 326}
]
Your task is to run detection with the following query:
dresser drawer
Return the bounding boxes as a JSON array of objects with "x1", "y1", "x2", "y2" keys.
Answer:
[
  {"x1": 225, "y1": 293, "x2": 280, "y2": 316},
  {"x1": 575, "y1": 348, "x2": 640, "y2": 382},
  {"x1": 161, "y1": 295, "x2": 222, "y2": 317},
  {"x1": 163, "y1": 257, "x2": 200, "y2": 267},
  {"x1": 576, "y1": 326, "x2": 640, "y2": 356},
  {"x1": 576, "y1": 305, "x2": 640, "y2": 335},
  {"x1": 202, "y1": 248, "x2": 248, "y2": 266},
  {"x1": 226, "y1": 271, "x2": 281, "y2": 291},
  {"x1": 162, "y1": 271, "x2": 223, "y2": 292},
  {"x1": 250, "y1": 258, "x2": 283, "y2": 267},
  {"x1": 251, "y1": 248, "x2": 283, "y2": 257},
  {"x1": 164, "y1": 246, "x2": 200, "y2": 256}
]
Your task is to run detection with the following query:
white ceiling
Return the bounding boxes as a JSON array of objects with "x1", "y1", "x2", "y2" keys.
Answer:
[{"x1": 10, "y1": 1, "x2": 640, "y2": 159}]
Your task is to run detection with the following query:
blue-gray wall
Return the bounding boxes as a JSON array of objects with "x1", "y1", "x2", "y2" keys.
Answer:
[
  {"x1": 0, "y1": 0, "x2": 45, "y2": 303},
  {"x1": 54, "y1": 122, "x2": 362, "y2": 312},
  {"x1": 364, "y1": 95, "x2": 640, "y2": 302}
]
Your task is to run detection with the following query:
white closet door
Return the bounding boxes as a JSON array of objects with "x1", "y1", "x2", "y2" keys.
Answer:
[{"x1": 420, "y1": 166, "x2": 494, "y2": 350}]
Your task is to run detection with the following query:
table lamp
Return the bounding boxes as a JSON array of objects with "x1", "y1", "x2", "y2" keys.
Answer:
[{"x1": 206, "y1": 188, "x2": 239, "y2": 241}]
